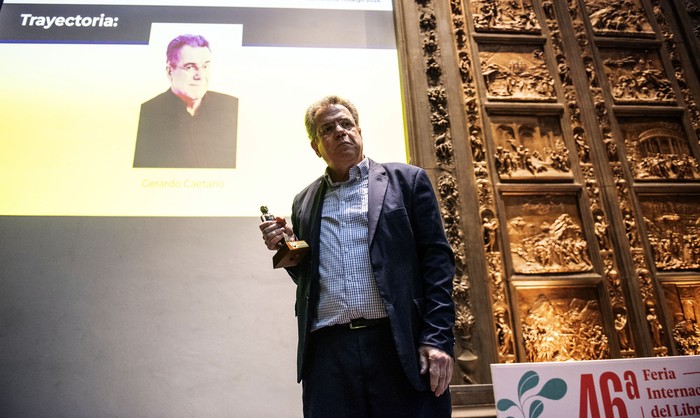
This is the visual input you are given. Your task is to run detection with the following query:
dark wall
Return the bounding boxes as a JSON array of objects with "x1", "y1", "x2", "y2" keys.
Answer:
[{"x1": 0, "y1": 216, "x2": 301, "y2": 417}]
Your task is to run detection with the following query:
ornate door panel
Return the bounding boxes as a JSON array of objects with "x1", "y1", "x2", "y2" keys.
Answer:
[{"x1": 393, "y1": 0, "x2": 700, "y2": 394}]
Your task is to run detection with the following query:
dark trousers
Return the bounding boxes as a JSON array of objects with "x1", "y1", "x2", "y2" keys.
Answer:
[{"x1": 302, "y1": 322, "x2": 451, "y2": 418}]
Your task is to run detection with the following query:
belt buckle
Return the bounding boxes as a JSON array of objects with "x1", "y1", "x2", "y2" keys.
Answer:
[{"x1": 349, "y1": 319, "x2": 367, "y2": 330}]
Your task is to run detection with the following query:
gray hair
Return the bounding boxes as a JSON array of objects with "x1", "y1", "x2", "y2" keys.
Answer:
[{"x1": 304, "y1": 95, "x2": 360, "y2": 141}]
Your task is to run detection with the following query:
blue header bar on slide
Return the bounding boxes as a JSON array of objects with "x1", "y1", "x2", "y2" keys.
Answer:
[{"x1": 0, "y1": 3, "x2": 396, "y2": 47}]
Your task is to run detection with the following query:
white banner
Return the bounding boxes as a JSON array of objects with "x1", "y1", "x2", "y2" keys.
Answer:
[{"x1": 491, "y1": 356, "x2": 700, "y2": 418}]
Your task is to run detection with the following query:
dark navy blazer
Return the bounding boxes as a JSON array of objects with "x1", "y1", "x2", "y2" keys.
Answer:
[{"x1": 286, "y1": 159, "x2": 455, "y2": 391}]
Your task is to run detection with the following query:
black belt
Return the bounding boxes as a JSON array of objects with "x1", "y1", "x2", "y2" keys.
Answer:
[{"x1": 340, "y1": 317, "x2": 390, "y2": 330}]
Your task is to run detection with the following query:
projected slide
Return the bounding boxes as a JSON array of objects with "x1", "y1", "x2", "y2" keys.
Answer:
[{"x1": 0, "y1": 0, "x2": 407, "y2": 216}]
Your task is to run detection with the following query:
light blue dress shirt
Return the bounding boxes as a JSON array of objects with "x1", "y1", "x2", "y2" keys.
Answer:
[{"x1": 312, "y1": 158, "x2": 387, "y2": 331}]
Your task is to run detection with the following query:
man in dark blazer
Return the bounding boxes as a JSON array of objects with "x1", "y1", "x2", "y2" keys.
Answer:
[
  {"x1": 133, "y1": 34, "x2": 238, "y2": 168},
  {"x1": 260, "y1": 95, "x2": 455, "y2": 417}
]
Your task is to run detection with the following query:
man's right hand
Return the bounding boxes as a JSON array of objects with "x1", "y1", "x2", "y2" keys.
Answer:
[{"x1": 259, "y1": 217, "x2": 294, "y2": 250}]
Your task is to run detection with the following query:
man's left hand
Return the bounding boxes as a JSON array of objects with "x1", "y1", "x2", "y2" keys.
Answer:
[{"x1": 418, "y1": 345, "x2": 453, "y2": 397}]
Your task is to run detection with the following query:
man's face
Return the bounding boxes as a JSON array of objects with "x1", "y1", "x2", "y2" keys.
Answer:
[
  {"x1": 167, "y1": 45, "x2": 211, "y2": 103},
  {"x1": 311, "y1": 104, "x2": 364, "y2": 173}
]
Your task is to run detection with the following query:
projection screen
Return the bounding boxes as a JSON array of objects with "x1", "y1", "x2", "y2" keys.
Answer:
[{"x1": 0, "y1": 0, "x2": 408, "y2": 217}]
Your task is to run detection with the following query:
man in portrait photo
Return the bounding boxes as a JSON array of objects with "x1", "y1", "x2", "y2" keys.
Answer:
[{"x1": 133, "y1": 34, "x2": 238, "y2": 168}]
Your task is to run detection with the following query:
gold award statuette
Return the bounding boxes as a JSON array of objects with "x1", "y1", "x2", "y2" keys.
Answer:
[{"x1": 260, "y1": 206, "x2": 309, "y2": 269}]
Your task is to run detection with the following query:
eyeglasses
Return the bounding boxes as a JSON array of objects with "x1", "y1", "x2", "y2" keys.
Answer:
[
  {"x1": 174, "y1": 62, "x2": 211, "y2": 74},
  {"x1": 317, "y1": 118, "x2": 356, "y2": 138}
]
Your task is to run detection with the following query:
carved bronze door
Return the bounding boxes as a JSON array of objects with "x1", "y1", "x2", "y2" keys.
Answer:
[{"x1": 393, "y1": 0, "x2": 700, "y2": 389}]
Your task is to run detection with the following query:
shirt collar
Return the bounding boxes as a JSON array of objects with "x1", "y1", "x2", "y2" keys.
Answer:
[{"x1": 323, "y1": 157, "x2": 369, "y2": 187}]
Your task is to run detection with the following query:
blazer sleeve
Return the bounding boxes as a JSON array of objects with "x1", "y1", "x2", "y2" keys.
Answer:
[
  {"x1": 410, "y1": 169, "x2": 456, "y2": 356},
  {"x1": 284, "y1": 196, "x2": 303, "y2": 284}
]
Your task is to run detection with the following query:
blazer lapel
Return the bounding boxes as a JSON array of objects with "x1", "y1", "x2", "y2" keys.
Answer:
[
  {"x1": 367, "y1": 160, "x2": 388, "y2": 247},
  {"x1": 297, "y1": 177, "x2": 325, "y2": 246},
  {"x1": 309, "y1": 180, "x2": 326, "y2": 247}
]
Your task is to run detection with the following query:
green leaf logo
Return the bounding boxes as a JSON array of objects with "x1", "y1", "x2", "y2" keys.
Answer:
[
  {"x1": 518, "y1": 371, "x2": 539, "y2": 399},
  {"x1": 537, "y1": 378, "x2": 567, "y2": 400},
  {"x1": 529, "y1": 399, "x2": 543, "y2": 418},
  {"x1": 496, "y1": 371, "x2": 568, "y2": 418}
]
